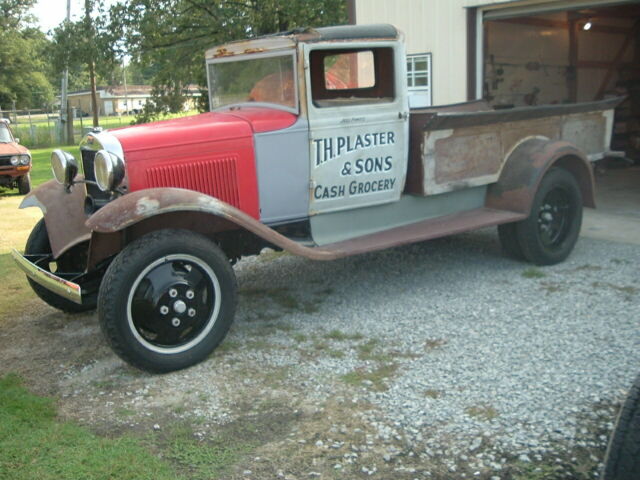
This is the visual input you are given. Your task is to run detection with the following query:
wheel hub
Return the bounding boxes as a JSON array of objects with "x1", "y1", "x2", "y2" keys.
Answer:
[
  {"x1": 173, "y1": 299, "x2": 187, "y2": 314},
  {"x1": 128, "y1": 257, "x2": 217, "y2": 349},
  {"x1": 537, "y1": 188, "x2": 571, "y2": 248}
]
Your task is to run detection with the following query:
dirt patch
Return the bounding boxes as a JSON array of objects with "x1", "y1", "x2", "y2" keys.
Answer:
[{"x1": 0, "y1": 195, "x2": 42, "y2": 254}]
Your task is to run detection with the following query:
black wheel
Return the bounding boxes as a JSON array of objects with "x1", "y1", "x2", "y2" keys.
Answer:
[
  {"x1": 25, "y1": 219, "x2": 98, "y2": 313},
  {"x1": 497, "y1": 223, "x2": 525, "y2": 260},
  {"x1": 97, "y1": 229, "x2": 237, "y2": 373},
  {"x1": 603, "y1": 373, "x2": 640, "y2": 480},
  {"x1": 515, "y1": 168, "x2": 582, "y2": 266},
  {"x1": 18, "y1": 173, "x2": 31, "y2": 195}
]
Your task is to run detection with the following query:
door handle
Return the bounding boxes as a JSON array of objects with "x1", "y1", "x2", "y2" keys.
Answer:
[{"x1": 398, "y1": 111, "x2": 409, "y2": 120}]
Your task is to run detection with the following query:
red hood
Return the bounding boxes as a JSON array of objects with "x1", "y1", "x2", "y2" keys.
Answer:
[
  {"x1": 110, "y1": 108, "x2": 297, "y2": 154},
  {"x1": 109, "y1": 108, "x2": 297, "y2": 220},
  {"x1": 0, "y1": 142, "x2": 29, "y2": 156}
]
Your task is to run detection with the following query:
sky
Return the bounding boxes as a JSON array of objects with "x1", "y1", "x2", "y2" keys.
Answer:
[{"x1": 31, "y1": 0, "x2": 118, "y2": 34}]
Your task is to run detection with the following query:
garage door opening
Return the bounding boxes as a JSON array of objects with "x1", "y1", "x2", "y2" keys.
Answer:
[{"x1": 483, "y1": 3, "x2": 640, "y2": 164}]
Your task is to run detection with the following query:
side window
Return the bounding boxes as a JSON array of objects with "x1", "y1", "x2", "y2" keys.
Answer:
[
  {"x1": 406, "y1": 53, "x2": 432, "y2": 108},
  {"x1": 310, "y1": 47, "x2": 395, "y2": 107}
]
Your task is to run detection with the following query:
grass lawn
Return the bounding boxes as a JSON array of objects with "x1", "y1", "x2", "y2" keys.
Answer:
[
  {"x1": 0, "y1": 373, "x2": 260, "y2": 479},
  {"x1": 0, "y1": 375, "x2": 179, "y2": 480},
  {"x1": 29, "y1": 146, "x2": 81, "y2": 188}
]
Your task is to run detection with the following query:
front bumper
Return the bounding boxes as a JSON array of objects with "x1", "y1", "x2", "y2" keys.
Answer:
[
  {"x1": 11, "y1": 249, "x2": 83, "y2": 304},
  {"x1": 0, "y1": 165, "x2": 30, "y2": 178}
]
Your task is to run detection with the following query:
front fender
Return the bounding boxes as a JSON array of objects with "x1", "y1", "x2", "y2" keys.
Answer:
[
  {"x1": 486, "y1": 138, "x2": 595, "y2": 216},
  {"x1": 86, "y1": 188, "x2": 334, "y2": 261},
  {"x1": 19, "y1": 179, "x2": 91, "y2": 258},
  {"x1": 86, "y1": 188, "x2": 243, "y2": 233}
]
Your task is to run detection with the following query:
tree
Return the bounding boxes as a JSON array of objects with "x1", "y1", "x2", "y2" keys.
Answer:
[
  {"x1": 51, "y1": 0, "x2": 119, "y2": 126},
  {"x1": 108, "y1": 0, "x2": 347, "y2": 122},
  {"x1": 0, "y1": 0, "x2": 55, "y2": 110}
]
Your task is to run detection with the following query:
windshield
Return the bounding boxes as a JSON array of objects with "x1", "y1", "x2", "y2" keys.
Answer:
[
  {"x1": 207, "y1": 53, "x2": 296, "y2": 111},
  {"x1": 0, "y1": 124, "x2": 13, "y2": 143}
]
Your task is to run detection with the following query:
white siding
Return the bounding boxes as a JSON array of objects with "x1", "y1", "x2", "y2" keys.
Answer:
[{"x1": 355, "y1": 0, "x2": 469, "y2": 105}]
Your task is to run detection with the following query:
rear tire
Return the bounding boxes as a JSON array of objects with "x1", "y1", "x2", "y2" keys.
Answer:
[
  {"x1": 603, "y1": 373, "x2": 640, "y2": 480},
  {"x1": 516, "y1": 168, "x2": 582, "y2": 265},
  {"x1": 98, "y1": 229, "x2": 237, "y2": 373},
  {"x1": 18, "y1": 174, "x2": 31, "y2": 195},
  {"x1": 25, "y1": 219, "x2": 97, "y2": 313}
]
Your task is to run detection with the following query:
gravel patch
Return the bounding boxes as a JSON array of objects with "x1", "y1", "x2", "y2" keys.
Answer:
[
  {"x1": 3, "y1": 228, "x2": 639, "y2": 477},
  {"x1": 229, "y1": 229, "x2": 640, "y2": 462}
]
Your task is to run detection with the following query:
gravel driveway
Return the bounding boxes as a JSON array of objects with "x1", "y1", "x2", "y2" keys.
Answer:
[{"x1": 2, "y1": 228, "x2": 639, "y2": 479}]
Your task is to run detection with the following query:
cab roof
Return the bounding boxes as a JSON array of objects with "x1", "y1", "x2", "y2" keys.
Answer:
[{"x1": 205, "y1": 24, "x2": 400, "y2": 60}]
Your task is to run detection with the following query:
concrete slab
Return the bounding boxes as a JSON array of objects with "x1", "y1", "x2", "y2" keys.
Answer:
[{"x1": 581, "y1": 165, "x2": 640, "y2": 245}]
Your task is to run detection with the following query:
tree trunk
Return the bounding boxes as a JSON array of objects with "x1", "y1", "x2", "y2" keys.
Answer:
[{"x1": 85, "y1": 0, "x2": 99, "y2": 127}]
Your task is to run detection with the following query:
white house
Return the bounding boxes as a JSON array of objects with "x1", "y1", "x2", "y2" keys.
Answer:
[{"x1": 66, "y1": 85, "x2": 202, "y2": 116}]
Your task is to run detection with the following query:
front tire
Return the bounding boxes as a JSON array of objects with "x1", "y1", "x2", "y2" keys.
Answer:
[
  {"x1": 514, "y1": 168, "x2": 583, "y2": 265},
  {"x1": 98, "y1": 229, "x2": 237, "y2": 373},
  {"x1": 18, "y1": 173, "x2": 31, "y2": 195}
]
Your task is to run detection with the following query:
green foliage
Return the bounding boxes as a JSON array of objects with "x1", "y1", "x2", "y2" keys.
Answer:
[
  {"x1": 108, "y1": 0, "x2": 348, "y2": 122},
  {"x1": 0, "y1": 1, "x2": 54, "y2": 109}
]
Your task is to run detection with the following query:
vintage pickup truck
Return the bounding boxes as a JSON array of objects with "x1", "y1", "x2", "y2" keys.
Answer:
[{"x1": 13, "y1": 24, "x2": 620, "y2": 372}]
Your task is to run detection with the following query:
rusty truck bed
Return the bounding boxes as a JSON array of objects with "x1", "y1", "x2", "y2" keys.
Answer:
[{"x1": 406, "y1": 97, "x2": 623, "y2": 196}]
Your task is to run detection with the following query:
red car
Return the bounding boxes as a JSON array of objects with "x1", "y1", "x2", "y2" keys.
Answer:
[{"x1": 0, "y1": 119, "x2": 31, "y2": 194}]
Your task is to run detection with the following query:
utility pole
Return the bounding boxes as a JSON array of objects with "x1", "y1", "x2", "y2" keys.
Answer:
[
  {"x1": 123, "y1": 58, "x2": 129, "y2": 115},
  {"x1": 60, "y1": 0, "x2": 71, "y2": 144}
]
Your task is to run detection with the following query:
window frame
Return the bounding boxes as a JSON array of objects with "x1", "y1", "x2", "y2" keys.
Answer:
[
  {"x1": 406, "y1": 53, "x2": 432, "y2": 107},
  {"x1": 308, "y1": 46, "x2": 396, "y2": 108},
  {"x1": 205, "y1": 50, "x2": 299, "y2": 115}
]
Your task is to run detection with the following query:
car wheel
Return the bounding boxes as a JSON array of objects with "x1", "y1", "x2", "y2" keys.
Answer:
[
  {"x1": 24, "y1": 219, "x2": 98, "y2": 313},
  {"x1": 516, "y1": 168, "x2": 582, "y2": 266},
  {"x1": 18, "y1": 173, "x2": 31, "y2": 195},
  {"x1": 602, "y1": 373, "x2": 640, "y2": 480},
  {"x1": 98, "y1": 229, "x2": 237, "y2": 373}
]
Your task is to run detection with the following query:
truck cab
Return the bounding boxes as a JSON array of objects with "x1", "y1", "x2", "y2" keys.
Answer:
[
  {"x1": 13, "y1": 24, "x2": 619, "y2": 372},
  {"x1": 204, "y1": 24, "x2": 409, "y2": 240}
]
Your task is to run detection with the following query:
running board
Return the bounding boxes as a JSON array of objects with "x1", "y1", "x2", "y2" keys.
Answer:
[{"x1": 306, "y1": 208, "x2": 526, "y2": 260}]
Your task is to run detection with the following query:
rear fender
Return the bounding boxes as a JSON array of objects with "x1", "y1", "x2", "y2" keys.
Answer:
[{"x1": 486, "y1": 138, "x2": 595, "y2": 216}]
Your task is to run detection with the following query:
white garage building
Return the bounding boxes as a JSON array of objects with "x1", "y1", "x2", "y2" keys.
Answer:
[{"x1": 349, "y1": 0, "x2": 639, "y2": 157}]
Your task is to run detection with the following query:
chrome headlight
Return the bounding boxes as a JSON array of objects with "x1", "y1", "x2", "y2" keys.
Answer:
[
  {"x1": 51, "y1": 150, "x2": 78, "y2": 187},
  {"x1": 94, "y1": 149, "x2": 125, "y2": 192},
  {"x1": 10, "y1": 155, "x2": 30, "y2": 165}
]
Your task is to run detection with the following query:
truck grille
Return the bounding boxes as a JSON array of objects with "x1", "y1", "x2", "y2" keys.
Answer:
[
  {"x1": 146, "y1": 156, "x2": 241, "y2": 207},
  {"x1": 0, "y1": 155, "x2": 13, "y2": 167}
]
